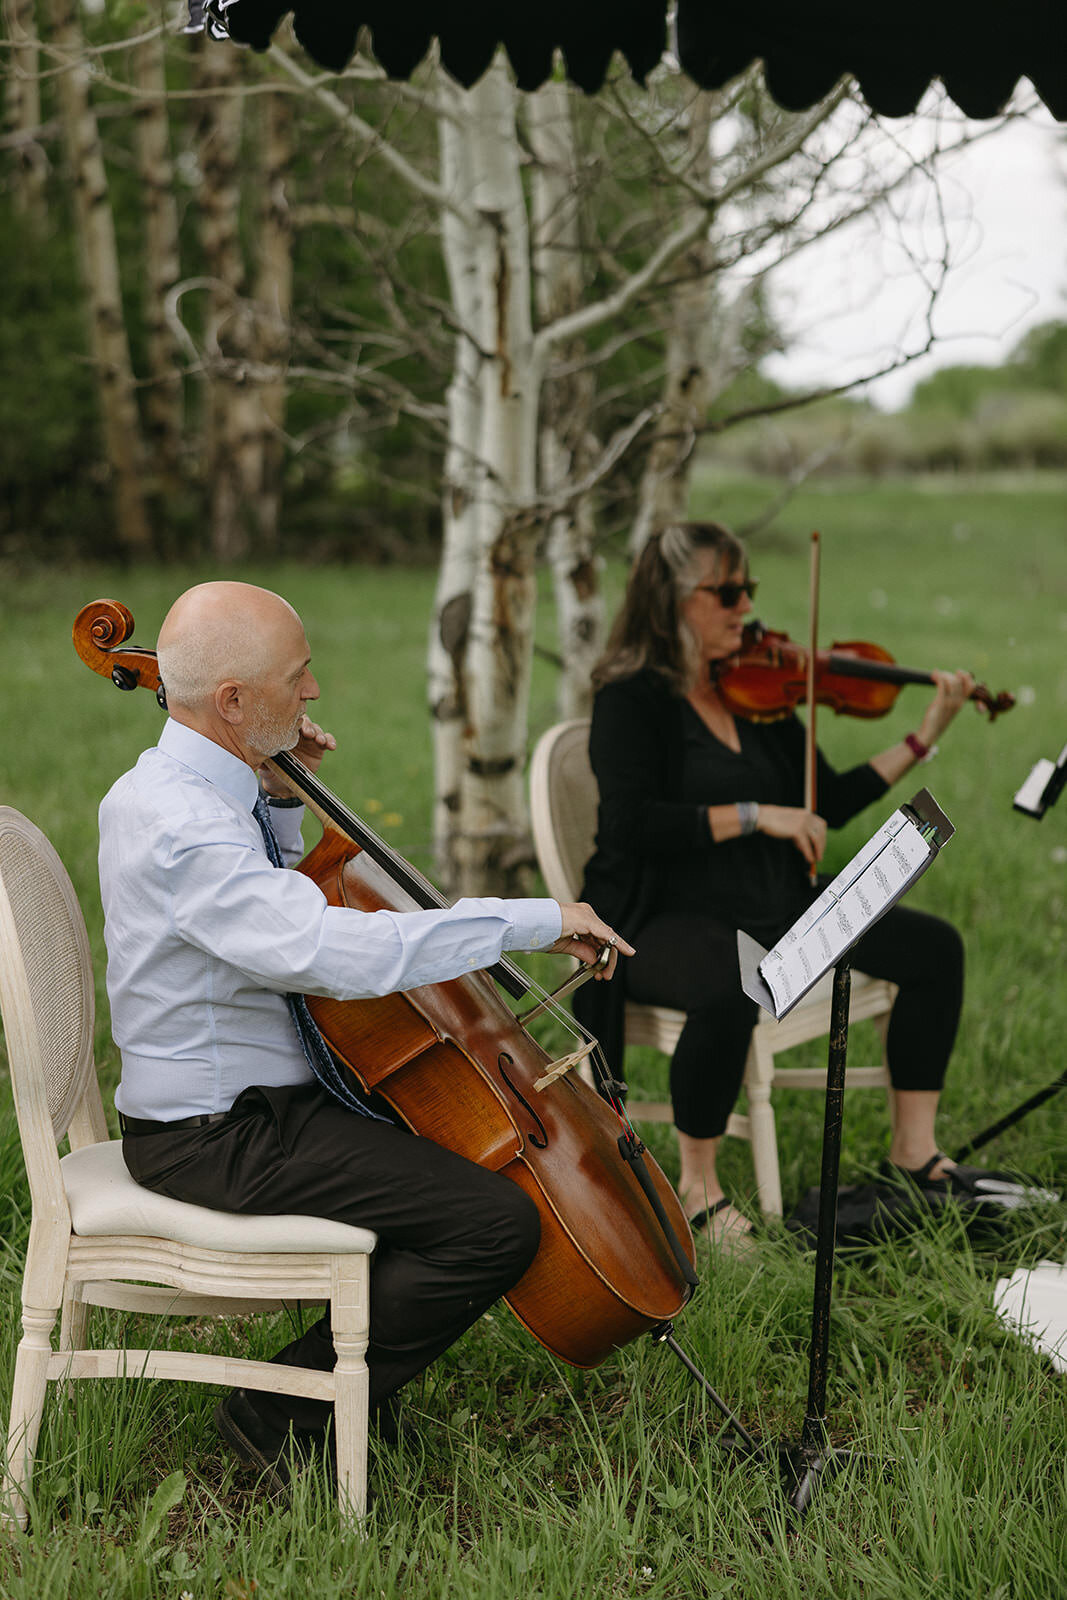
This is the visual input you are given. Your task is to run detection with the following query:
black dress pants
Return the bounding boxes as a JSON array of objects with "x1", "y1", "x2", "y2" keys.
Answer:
[
  {"x1": 122, "y1": 1082, "x2": 541, "y2": 1435},
  {"x1": 626, "y1": 902, "x2": 965, "y2": 1141}
]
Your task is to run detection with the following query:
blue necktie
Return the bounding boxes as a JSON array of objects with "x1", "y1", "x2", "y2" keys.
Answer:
[{"x1": 253, "y1": 796, "x2": 389, "y2": 1121}]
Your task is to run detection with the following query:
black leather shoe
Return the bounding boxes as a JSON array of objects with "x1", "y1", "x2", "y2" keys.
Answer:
[
  {"x1": 215, "y1": 1389, "x2": 293, "y2": 1498},
  {"x1": 214, "y1": 1388, "x2": 341, "y2": 1500}
]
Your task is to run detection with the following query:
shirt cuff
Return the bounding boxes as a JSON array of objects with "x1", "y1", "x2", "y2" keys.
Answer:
[{"x1": 501, "y1": 898, "x2": 563, "y2": 953}]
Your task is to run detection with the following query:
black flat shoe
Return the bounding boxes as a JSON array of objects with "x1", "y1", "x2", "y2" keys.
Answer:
[
  {"x1": 688, "y1": 1196, "x2": 731, "y2": 1232},
  {"x1": 881, "y1": 1154, "x2": 1060, "y2": 1211},
  {"x1": 687, "y1": 1196, "x2": 757, "y2": 1256}
]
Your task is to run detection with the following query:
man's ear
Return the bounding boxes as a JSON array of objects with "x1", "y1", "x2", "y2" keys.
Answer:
[{"x1": 215, "y1": 680, "x2": 244, "y2": 726}]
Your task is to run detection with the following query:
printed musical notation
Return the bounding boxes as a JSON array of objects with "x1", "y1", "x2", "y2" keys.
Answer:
[{"x1": 753, "y1": 790, "x2": 954, "y2": 1020}]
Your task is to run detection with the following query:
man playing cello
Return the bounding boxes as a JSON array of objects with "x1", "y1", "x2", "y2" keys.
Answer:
[{"x1": 98, "y1": 579, "x2": 631, "y2": 1497}]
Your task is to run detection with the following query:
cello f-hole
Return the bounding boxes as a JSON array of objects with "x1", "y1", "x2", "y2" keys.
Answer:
[{"x1": 497, "y1": 1053, "x2": 549, "y2": 1149}]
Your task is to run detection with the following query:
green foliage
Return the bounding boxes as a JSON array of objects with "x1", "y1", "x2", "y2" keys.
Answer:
[
  {"x1": 909, "y1": 363, "x2": 1017, "y2": 417},
  {"x1": 913, "y1": 320, "x2": 1067, "y2": 417},
  {"x1": 1010, "y1": 319, "x2": 1067, "y2": 391},
  {"x1": 0, "y1": 205, "x2": 108, "y2": 556}
]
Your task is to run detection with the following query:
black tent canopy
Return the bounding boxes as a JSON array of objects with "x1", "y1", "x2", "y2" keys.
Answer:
[{"x1": 202, "y1": 1, "x2": 1066, "y2": 119}]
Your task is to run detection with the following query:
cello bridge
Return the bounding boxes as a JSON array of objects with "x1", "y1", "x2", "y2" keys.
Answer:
[{"x1": 533, "y1": 1039, "x2": 597, "y2": 1092}]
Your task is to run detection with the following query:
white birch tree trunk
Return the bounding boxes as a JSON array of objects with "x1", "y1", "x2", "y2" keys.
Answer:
[
  {"x1": 250, "y1": 84, "x2": 294, "y2": 549},
  {"x1": 3, "y1": 0, "x2": 47, "y2": 229},
  {"x1": 527, "y1": 80, "x2": 604, "y2": 722},
  {"x1": 195, "y1": 39, "x2": 257, "y2": 560},
  {"x1": 428, "y1": 79, "x2": 484, "y2": 887},
  {"x1": 46, "y1": 0, "x2": 151, "y2": 553},
  {"x1": 432, "y1": 61, "x2": 541, "y2": 894},
  {"x1": 630, "y1": 92, "x2": 718, "y2": 556},
  {"x1": 132, "y1": 30, "x2": 183, "y2": 493}
]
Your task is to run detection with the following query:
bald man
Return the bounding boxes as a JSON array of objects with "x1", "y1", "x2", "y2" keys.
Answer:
[{"x1": 99, "y1": 582, "x2": 631, "y2": 1500}]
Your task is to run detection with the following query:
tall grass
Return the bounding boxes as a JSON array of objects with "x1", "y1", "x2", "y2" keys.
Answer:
[{"x1": 1, "y1": 474, "x2": 1065, "y2": 1597}]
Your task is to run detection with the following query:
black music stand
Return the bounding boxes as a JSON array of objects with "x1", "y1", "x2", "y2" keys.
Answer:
[
  {"x1": 734, "y1": 791, "x2": 954, "y2": 1514},
  {"x1": 735, "y1": 942, "x2": 875, "y2": 1512},
  {"x1": 652, "y1": 954, "x2": 876, "y2": 1515}
]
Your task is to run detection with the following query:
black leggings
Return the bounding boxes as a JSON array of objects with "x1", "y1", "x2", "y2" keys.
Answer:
[{"x1": 625, "y1": 903, "x2": 964, "y2": 1140}]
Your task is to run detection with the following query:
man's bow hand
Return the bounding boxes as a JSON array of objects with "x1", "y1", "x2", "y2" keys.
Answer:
[{"x1": 549, "y1": 904, "x2": 635, "y2": 979}]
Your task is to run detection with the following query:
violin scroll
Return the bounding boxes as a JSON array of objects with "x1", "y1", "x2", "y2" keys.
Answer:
[{"x1": 970, "y1": 684, "x2": 1016, "y2": 722}]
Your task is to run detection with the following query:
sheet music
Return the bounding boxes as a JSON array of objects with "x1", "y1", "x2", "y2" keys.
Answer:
[{"x1": 756, "y1": 802, "x2": 942, "y2": 1018}]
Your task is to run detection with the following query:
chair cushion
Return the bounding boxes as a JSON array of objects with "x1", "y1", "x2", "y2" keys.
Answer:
[{"x1": 61, "y1": 1141, "x2": 377, "y2": 1255}]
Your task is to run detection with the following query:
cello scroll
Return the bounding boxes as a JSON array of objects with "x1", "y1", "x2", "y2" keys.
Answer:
[{"x1": 73, "y1": 598, "x2": 168, "y2": 707}]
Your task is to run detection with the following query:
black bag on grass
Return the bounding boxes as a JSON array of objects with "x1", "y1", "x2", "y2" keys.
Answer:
[
  {"x1": 785, "y1": 1179, "x2": 1012, "y2": 1249},
  {"x1": 786, "y1": 1180, "x2": 935, "y2": 1249}
]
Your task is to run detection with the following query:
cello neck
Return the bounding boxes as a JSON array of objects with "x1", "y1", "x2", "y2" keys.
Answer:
[{"x1": 268, "y1": 751, "x2": 531, "y2": 1001}]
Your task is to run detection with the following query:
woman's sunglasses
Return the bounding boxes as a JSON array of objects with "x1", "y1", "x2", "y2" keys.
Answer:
[{"x1": 693, "y1": 578, "x2": 758, "y2": 608}]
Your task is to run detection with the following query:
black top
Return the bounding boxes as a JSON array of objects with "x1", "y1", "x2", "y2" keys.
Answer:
[{"x1": 574, "y1": 668, "x2": 889, "y2": 1071}]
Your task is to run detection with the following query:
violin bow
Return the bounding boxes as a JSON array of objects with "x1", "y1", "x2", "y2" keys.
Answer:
[{"x1": 804, "y1": 531, "x2": 820, "y2": 885}]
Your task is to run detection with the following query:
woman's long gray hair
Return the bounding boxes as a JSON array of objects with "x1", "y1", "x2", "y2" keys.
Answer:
[{"x1": 592, "y1": 521, "x2": 747, "y2": 693}]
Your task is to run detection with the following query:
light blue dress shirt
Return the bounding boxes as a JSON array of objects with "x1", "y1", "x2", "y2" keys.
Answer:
[{"x1": 99, "y1": 720, "x2": 563, "y2": 1120}]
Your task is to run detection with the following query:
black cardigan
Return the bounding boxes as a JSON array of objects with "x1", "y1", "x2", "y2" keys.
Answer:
[{"x1": 573, "y1": 669, "x2": 888, "y2": 1075}]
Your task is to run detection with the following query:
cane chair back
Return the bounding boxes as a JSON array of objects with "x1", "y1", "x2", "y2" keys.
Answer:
[
  {"x1": 0, "y1": 807, "x2": 375, "y2": 1529},
  {"x1": 529, "y1": 722, "x2": 895, "y2": 1215}
]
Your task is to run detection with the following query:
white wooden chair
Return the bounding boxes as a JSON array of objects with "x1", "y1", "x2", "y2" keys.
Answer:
[
  {"x1": 0, "y1": 807, "x2": 376, "y2": 1530},
  {"x1": 529, "y1": 720, "x2": 896, "y2": 1216}
]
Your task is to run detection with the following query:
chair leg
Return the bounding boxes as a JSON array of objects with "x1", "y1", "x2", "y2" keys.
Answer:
[
  {"x1": 2, "y1": 1302, "x2": 58, "y2": 1531},
  {"x1": 58, "y1": 1291, "x2": 91, "y2": 1404},
  {"x1": 329, "y1": 1258, "x2": 371, "y2": 1526},
  {"x1": 873, "y1": 1012, "x2": 895, "y2": 1128},
  {"x1": 745, "y1": 1041, "x2": 784, "y2": 1217},
  {"x1": 59, "y1": 1290, "x2": 89, "y2": 1354}
]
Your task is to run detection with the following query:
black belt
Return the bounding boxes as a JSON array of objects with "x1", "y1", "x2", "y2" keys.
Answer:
[{"x1": 118, "y1": 1111, "x2": 231, "y2": 1137}]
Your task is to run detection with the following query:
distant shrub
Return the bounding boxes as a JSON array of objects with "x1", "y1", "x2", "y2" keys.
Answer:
[
  {"x1": 706, "y1": 378, "x2": 1067, "y2": 479},
  {"x1": 973, "y1": 392, "x2": 1067, "y2": 469}
]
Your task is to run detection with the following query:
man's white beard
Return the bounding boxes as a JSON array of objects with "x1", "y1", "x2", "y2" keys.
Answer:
[{"x1": 245, "y1": 704, "x2": 302, "y2": 761}]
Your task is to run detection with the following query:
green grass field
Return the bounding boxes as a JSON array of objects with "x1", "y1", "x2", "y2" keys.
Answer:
[{"x1": 1, "y1": 470, "x2": 1065, "y2": 1597}]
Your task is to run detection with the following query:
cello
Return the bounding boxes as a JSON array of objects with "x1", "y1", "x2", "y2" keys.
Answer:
[{"x1": 73, "y1": 597, "x2": 697, "y2": 1373}]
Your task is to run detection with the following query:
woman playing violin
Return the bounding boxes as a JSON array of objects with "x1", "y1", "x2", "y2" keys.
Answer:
[{"x1": 574, "y1": 520, "x2": 985, "y2": 1249}]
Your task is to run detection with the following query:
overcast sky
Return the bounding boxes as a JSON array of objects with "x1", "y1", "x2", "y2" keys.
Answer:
[{"x1": 758, "y1": 100, "x2": 1065, "y2": 412}]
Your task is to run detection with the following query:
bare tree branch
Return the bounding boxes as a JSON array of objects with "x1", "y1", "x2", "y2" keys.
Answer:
[{"x1": 265, "y1": 42, "x2": 454, "y2": 214}]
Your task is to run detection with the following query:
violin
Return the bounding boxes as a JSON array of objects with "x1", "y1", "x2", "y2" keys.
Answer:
[
  {"x1": 73, "y1": 598, "x2": 697, "y2": 1370},
  {"x1": 713, "y1": 621, "x2": 1016, "y2": 724}
]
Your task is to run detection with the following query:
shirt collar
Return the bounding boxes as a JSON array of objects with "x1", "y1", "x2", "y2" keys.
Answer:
[{"x1": 158, "y1": 719, "x2": 260, "y2": 812}]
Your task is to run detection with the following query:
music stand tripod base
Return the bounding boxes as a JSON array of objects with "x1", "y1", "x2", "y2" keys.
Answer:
[{"x1": 739, "y1": 944, "x2": 889, "y2": 1517}]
